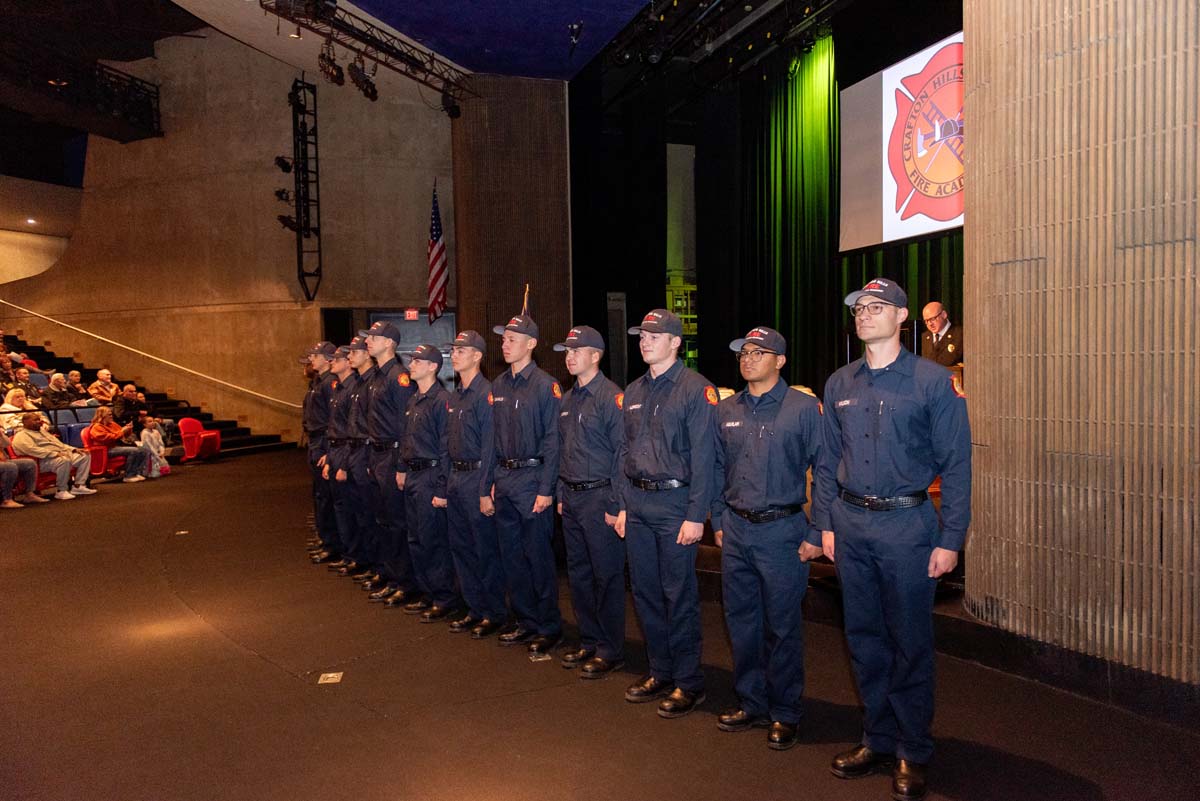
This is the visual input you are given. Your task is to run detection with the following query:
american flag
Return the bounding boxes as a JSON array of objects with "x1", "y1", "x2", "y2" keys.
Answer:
[{"x1": 427, "y1": 182, "x2": 448, "y2": 323}]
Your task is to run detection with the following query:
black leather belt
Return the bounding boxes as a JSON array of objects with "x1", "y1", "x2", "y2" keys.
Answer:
[
  {"x1": 499, "y1": 457, "x2": 543, "y2": 469},
  {"x1": 451, "y1": 460, "x2": 482, "y2": 472},
  {"x1": 406, "y1": 458, "x2": 440, "y2": 471},
  {"x1": 347, "y1": 438, "x2": 365, "y2": 448},
  {"x1": 371, "y1": 441, "x2": 401, "y2": 451},
  {"x1": 730, "y1": 505, "x2": 803, "y2": 524},
  {"x1": 563, "y1": 478, "x2": 611, "y2": 492},
  {"x1": 838, "y1": 489, "x2": 927, "y2": 511},
  {"x1": 631, "y1": 477, "x2": 688, "y2": 491}
]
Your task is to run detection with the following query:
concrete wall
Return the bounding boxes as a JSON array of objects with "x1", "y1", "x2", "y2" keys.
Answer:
[{"x1": 0, "y1": 26, "x2": 452, "y2": 439}]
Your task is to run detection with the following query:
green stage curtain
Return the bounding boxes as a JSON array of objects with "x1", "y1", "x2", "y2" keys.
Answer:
[{"x1": 740, "y1": 36, "x2": 840, "y2": 392}]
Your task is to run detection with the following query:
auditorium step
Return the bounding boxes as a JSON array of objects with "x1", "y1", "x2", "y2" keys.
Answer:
[{"x1": 5, "y1": 334, "x2": 290, "y2": 461}]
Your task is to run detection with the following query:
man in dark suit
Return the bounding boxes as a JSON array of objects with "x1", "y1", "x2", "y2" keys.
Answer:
[{"x1": 919, "y1": 302, "x2": 963, "y2": 367}]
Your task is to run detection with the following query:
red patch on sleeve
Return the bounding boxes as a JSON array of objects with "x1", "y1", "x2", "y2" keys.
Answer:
[
  {"x1": 615, "y1": 392, "x2": 624, "y2": 410},
  {"x1": 950, "y1": 374, "x2": 967, "y2": 398},
  {"x1": 487, "y1": 392, "x2": 494, "y2": 405},
  {"x1": 552, "y1": 382, "x2": 562, "y2": 399},
  {"x1": 398, "y1": 374, "x2": 410, "y2": 387},
  {"x1": 704, "y1": 386, "x2": 719, "y2": 406},
  {"x1": 818, "y1": 401, "x2": 824, "y2": 415},
  {"x1": 331, "y1": 380, "x2": 338, "y2": 389}
]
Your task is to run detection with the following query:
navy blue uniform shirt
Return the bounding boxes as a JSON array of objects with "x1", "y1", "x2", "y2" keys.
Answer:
[
  {"x1": 325, "y1": 372, "x2": 357, "y2": 471},
  {"x1": 345, "y1": 366, "x2": 375, "y2": 470},
  {"x1": 812, "y1": 347, "x2": 972, "y2": 550},
  {"x1": 712, "y1": 378, "x2": 823, "y2": 545},
  {"x1": 400, "y1": 380, "x2": 450, "y2": 493},
  {"x1": 491, "y1": 361, "x2": 561, "y2": 497},
  {"x1": 618, "y1": 358, "x2": 720, "y2": 524},
  {"x1": 447, "y1": 371, "x2": 496, "y2": 497},
  {"x1": 366, "y1": 356, "x2": 416, "y2": 445},
  {"x1": 303, "y1": 370, "x2": 336, "y2": 459},
  {"x1": 557, "y1": 372, "x2": 625, "y2": 516}
]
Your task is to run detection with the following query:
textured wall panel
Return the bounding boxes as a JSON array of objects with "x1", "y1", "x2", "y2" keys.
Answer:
[
  {"x1": 451, "y1": 75, "x2": 572, "y2": 384},
  {"x1": 963, "y1": 0, "x2": 1199, "y2": 682}
]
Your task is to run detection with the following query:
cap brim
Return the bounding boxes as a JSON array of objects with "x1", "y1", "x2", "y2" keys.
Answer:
[
  {"x1": 356, "y1": 329, "x2": 372, "y2": 338},
  {"x1": 728, "y1": 338, "x2": 749, "y2": 352},
  {"x1": 492, "y1": 325, "x2": 508, "y2": 336}
]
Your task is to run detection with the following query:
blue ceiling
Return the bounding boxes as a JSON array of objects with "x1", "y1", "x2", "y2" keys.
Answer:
[{"x1": 352, "y1": 0, "x2": 646, "y2": 80}]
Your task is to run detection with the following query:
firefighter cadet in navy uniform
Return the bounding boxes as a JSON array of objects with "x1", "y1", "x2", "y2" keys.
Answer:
[
  {"x1": 711, "y1": 327, "x2": 823, "y2": 750},
  {"x1": 552, "y1": 326, "x2": 627, "y2": 678},
  {"x1": 396, "y1": 344, "x2": 461, "y2": 622},
  {"x1": 345, "y1": 337, "x2": 385, "y2": 591},
  {"x1": 812, "y1": 278, "x2": 971, "y2": 801},
  {"x1": 360, "y1": 321, "x2": 420, "y2": 606},
  {"x1": 445, "y1": 331, "x2": 507, "y2": 639},
  {"x1": 323, "y1": 347, "x2": 363, "y2": 574},
  {"x1": 304, "y1": 341, "x2": 341, "y2": 564},
  {"x1": 490, "y1": 313, "x2": 563, "y2": 656},
  {"x1": 615, "y1": 309, "x2": 719, "y2": 718}
]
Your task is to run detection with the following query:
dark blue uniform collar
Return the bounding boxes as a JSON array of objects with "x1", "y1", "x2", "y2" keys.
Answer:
[
  {"x1": 737, "y1": 377, "x2": 788, "y2": 405},
  {"x1": 459, "y1": 371, "x2": 486, "y2": 395},
  {"x1": 509, "y1": 360, "x2": 538, "y2": 382},
  {"x1": 852, "y1": 346, "x2": 917, "y2": 377},
  {"x1": 646, "y1": 358, "x2": 684, "y2": 384}
]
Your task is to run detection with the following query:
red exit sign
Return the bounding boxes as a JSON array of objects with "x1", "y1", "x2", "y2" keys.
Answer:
[{"x1": 404, "y1": 308, "x2": 419, "y2": 321}]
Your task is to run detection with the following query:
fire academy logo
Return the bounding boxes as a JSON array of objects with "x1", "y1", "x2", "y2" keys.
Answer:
[{"x1": 887, "y1": 41, "x2": 964, "y2": 221}]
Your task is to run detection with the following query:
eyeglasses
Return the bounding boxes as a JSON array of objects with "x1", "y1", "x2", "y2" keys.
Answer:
[
  {"x1": 922, "y1": 311, "x2": 947, "y2": 324},
  {"x1": 850, "y1": 302, "x2": 898, "y2": 317},
  {"x1": 735, "y1": 349, "x2": 777, "y2": 363}
]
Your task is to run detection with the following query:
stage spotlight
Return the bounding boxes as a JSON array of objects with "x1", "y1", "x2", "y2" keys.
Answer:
[
  {"x1": 274, "y1": 189, "x2": 292, "y2": 202},
  {"x1": 274, "y1": 156, "x2": 293, "y2": 173},
  {"x1": 277, "y1": 214, "x2": 299, "y2": 232},
  {"x1": 441, "y1": 89, "x2": 461, "y2": 119},
  {"x1": 318, "y1": 41, "x2": 345, "y2": 86},
  {"x1": 348, "y1": 56, "x2": 378, "y2": 101},
  {"x1": 646, "y1": 47, "x2": 664, "y2": 65}
]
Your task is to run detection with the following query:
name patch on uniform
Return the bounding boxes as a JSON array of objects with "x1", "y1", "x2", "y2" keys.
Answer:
[
  {"x1": 704, "y1": 386, "x2": 719, "y2": 406},
  {"x1": 492, "y1": 395, "x2": 506, "y2": 403},
  {"x1": 836, "y1": 399, "x2": 855, "y2": 408},
  {"x1": 723, "y1": 421, "x2": 742, "y2": 428},
  {"x1": 628, "y1": 403, "x2": 643, "y2": 411},
  {"x1": 560, "y1": 411, "x2": 569, "y2": 417}
]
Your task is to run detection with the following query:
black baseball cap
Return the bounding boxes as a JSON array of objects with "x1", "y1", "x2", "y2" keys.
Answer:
[
  {"x1": 628, "y1": 309, "x2": 683, "y2": 336},
  {"x1": 345, "y1": 335, "x2": 368, "y2": 352},
  {"x1": 306, "y1": 341, "x2": 337, "y2": 358},
  {"x1": 358, "y1": 320, "x2": 402, "y2": 343},
  {"x1": 409, "y1": 343, "x2": 444, "y2": 369},
  {"x1": 331, "y1": 346, "x2": 351, "y2": 361},
  {"x1": 553, "y1": 325, "x2": 605, "y2": 352},
  {"x1": 493, "y1": 314, "x2": 539, "y2": 339},
  {"x1": 729, "y1": 326, "x2": 787, "y2": 355},
  {"x1": 844, "y1": 277, "x2": 908, "y2": 309},
  {"x1": 447, "y1": 330, "x2": 486, "y2": 352}
]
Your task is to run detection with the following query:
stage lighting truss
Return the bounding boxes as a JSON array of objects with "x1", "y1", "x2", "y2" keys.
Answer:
[{"x1": 259, "y1": 0, "x2": 474, "y2": 105}]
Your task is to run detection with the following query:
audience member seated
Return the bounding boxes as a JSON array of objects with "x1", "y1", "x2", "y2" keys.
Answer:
[
  {"x1": 0, "y1": 430, "x2": 50, "y2": 509},
  {"x1": 41, "y1": 373, "x2": 98, "y2": 409},
  {"x1": 139, "y1": 418, "x2": 170, "y2": 478},
  {"x1": 87, "y1": 369, "x2": 119, "y2": 404},
  {"x1": 0, "y1": 354, "x2": 17, "y2": 394},
  {"x1": 11, "y1": 413, "x2": 97, "y2": 500},
  {"x1": 12, "y1": 367, "x2": 41, "y2": 405},
  {"x1": 67, "y1": 370, "x2": 90, "y2": 399},
  {"x1": 2, "y1": 389, "x2": 49, "y2": 434},
  {"x1": 113, "y1": 384, "x2": 149, "y2": 430},
  {"x1": 87, "y1": 407, "x2": 149, "y2": 482}
]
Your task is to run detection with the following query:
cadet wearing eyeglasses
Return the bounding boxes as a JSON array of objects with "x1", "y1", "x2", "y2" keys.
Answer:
[
  {"x1": 711, "y1": 326, "x2": 823, "y2": 751},
  {"x1": 812, "y1": 278, "x2": 972, "y2": 801}
]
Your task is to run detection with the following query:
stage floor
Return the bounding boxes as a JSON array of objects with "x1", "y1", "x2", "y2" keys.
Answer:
[{"x1": 3, "y1": 449, "x2": 1196, "y2": 801}]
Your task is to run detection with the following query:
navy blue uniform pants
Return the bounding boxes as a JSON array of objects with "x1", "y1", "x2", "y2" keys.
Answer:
[
  {"x1": 561, "y1": 485, "x2": 626, "y2": 661},
  {"x1": 494, "y1": 467, "x2": 562, "y2": 636},
  {"x1": 624, "y1": 486, "x2": 703, "y2": 693},
  {"x1": 832, "y1": 498, "x2": 939, "y2": 763},
  {"x1": 404, "y1": 468, "x2": 460, "y2": 609},
  {"x1": 370, "y1": 450, "x2": 416, "y2": 591},
  {"x1": 330, "y1": 470, "x2": 367, "y2": 562},
  {"x1": 310, "y1": 457, "x2": 340, "y2": 553},
  {"x1": 447, "y1": 470, "x2": 507, "y2": 621},
  {"x1": 720, "y1": 510, "x2": 810, "y2": 724}
]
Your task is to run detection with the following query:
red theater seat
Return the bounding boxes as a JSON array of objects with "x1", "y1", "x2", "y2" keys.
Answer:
[
  {"x1": 80, "y1": 427, "x2": 126, "y2": 477},
  {"x1": 5, "y1": 445, "x2": 58, "y2": 493},
  {"x1": 178, "y1": 417, "x2": 221, "y2": 461}
]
